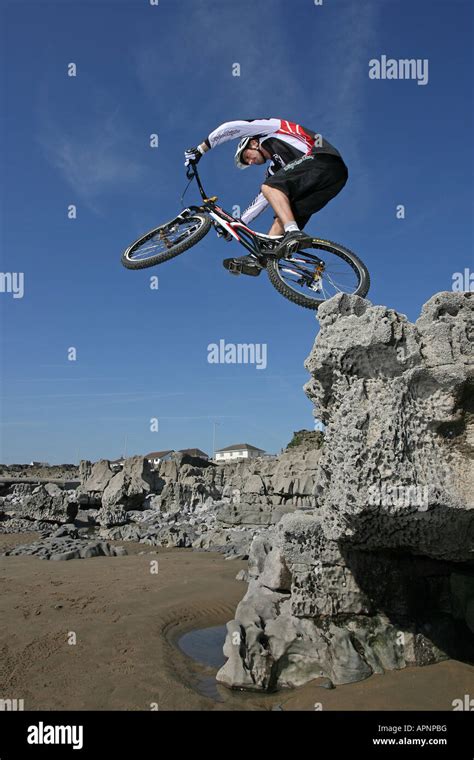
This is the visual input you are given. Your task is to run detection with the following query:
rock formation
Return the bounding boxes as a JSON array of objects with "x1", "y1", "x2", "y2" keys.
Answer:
[
  {"x1": 217, "y1": 292, "x2": 474, "y2": 690},
  {"x1": 0, "y1": 482, "x2": 77, "y2": 524},
  {"x1": 0, "y1": 434, "x2": 322, "y2": 558}
]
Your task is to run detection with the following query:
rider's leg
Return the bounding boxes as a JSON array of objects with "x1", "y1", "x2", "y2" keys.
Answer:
[
  {"x1": 261, "y1": 185, "x2": 296, "y2": 227},
  {"x1": 261, "y1": 182, "x2": 313, "y2": 255},
  {"x1": 267, "y1": 154, "x2": 348, "y2": 255},
  {"x1": 268, "y1": 217, "x2": 285, "y2": 236},
  {"x1": 291, "y1": 170, "x2": 349, "y2": 232}
]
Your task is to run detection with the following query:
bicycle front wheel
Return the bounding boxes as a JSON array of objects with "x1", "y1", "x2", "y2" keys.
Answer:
[{"x1": 121, "y1": 213, "x2": 211, "y2": 270}]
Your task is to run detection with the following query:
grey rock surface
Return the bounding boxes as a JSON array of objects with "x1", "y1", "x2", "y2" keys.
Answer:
[
  {"x1": 218, "y1": 292, "x2": 474, "y2": 691},
  {"x1": 1, "y1": 537, "x2": 127, "y2": 561},
  {"x1": 96, "y1": 505, "x2": 129, "y2": 527},
  {"x1": 77, "y1": 459, "x2": 115, "y2": 505},
  {"x1": 101, "y1": 456, "x2": 155, "y2": 510},
  {"x1": 0, "y1": 483, "x2": 77, "y2": 524}
]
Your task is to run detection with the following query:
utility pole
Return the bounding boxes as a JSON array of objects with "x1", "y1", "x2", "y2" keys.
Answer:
[{"x1": 212, "y1": 421, "x2": 221, "y2": 461}]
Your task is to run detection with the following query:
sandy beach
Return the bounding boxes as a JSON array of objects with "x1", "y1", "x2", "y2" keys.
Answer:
[{"x1": 1, "y1": 533, "x2": 472, "y2": 712}]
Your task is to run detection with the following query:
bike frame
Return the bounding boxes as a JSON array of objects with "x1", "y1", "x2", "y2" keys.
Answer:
[
  {"x1": 181, "y1": 164, "x2": 326, "y2": 288},
  {"x1": 183, "y1": 164, "x2": 281, "y2": 261}
]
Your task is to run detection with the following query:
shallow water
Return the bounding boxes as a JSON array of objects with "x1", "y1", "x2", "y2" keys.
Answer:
[
  {"x1": 177, "y1": 624, "x2": 283, "y2": 705},
  {"x1": 177, "y1": 625, "x2": 227, "y2": 701},
  {"x1": 178, "y1": 624, "x2": 227, "y2": 670}
]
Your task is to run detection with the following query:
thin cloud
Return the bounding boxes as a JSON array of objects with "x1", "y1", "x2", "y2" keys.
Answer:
[{"x1": 37, "y1": 89, "x2": 147, "y2": 211}]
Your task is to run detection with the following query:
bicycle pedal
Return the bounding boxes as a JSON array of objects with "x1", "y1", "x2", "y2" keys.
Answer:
[{"x1": 283, "y1": 242, "x2": 304, "y2": 259}]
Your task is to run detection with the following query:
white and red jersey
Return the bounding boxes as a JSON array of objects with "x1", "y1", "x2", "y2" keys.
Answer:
[{"x1": 203, "y1": 118, "x2": 341, "y2": 225}]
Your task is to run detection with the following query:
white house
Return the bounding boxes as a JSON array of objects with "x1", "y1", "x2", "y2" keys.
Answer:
[
  {"x1": 214, "y1": 443, "x2": 266, "y2": 462},
  {"x1": 145, "y1": 450, "x2": 175, "y2": 467}
]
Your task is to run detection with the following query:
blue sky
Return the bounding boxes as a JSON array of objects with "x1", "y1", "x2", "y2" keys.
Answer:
[{"x1": 0, "y1": 0, "x2": 472, "y2": 464}]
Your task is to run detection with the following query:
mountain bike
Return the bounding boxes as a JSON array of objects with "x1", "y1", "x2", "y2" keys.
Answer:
[{"x1": 121, "y1": 163, "x2": 370, "y2": 310}]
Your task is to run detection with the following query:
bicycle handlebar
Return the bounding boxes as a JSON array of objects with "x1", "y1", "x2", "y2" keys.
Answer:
[{"x1": 185, "y1": 162, "x2": 208, "y2": 201}]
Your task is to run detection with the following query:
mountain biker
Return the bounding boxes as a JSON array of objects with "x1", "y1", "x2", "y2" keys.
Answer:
[{"x1": 184, "y1": 118, "x2": 348, "y2": 276}]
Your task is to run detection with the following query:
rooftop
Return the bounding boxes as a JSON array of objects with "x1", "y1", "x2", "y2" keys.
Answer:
[
  {"x1": 215, "y1": 443, "x2": 265, "y2": 453},
  {"x1": 144, "y1": 450, "x2": 174, "y2": 459},
  {"x1": 179, "y1": 448, "x2": 209, "y2": 458}
]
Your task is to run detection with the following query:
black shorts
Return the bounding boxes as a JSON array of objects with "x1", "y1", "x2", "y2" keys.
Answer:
[{"x1": 262, "y1": 151, "x2": 349, "y2": 229}]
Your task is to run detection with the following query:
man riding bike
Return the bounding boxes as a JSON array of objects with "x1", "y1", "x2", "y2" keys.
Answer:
[{"x1": 184, "y1": 117, "x2": 348, "y2": 276}]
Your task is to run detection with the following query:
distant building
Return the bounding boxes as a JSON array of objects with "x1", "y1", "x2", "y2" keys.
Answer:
[
  {"x1": 214, "y1": 443, "x2": 265, "y2": 462},
  {"x1": 109, "y1": 458, "x2": 125, "y2": 471},
  {"x1": 145, "y1": 450, "x2": 175, "y2": 467},
  {"x1": 29, "y1": 461, "x2": 50, "y2": 467},
  {"x1": 179, "y1": 448, "x2": 209, "y2": 460}
]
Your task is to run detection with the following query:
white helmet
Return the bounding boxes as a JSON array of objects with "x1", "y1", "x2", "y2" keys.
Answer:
[{"x1": 234, "y1": 136, "x2": 258, "y2": 169}]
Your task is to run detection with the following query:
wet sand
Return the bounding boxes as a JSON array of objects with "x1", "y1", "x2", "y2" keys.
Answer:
[{"x1": 0, "y1": 533, "x2": 472, "y2": 711}]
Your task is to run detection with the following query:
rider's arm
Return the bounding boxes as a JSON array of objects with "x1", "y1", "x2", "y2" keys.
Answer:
[
  {"x1": 241, "y1": 192, "x2": 269, "y2": 226},
  {"x1": 240, "y1": 164, "x2": 278, "y2": 225},
  {"x1": 199, "y1": 118, "x2": 280, "y2": 152}
]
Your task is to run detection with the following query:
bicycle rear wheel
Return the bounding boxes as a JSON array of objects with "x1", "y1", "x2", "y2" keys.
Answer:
[
  {"x1": 121, "y1": 213, "x2": 211, "y2": 270},
  {"x1": 266, "y1": 239, "x2": 370, "y2": 310}
]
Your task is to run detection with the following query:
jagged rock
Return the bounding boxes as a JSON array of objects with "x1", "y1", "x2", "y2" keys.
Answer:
[
  {"x1": 77, "y1": 459, "x2": 115, "y2": 505},
  {"x1": 100, "y1": 515, "x2": 197, "y2": 549},
  {"x1": 96, "y1": 505, "x2": 129, "y2": 527},
  {"x1": 216, "y1": 501, "x2": 293, "y2": 527},
  {"x1": 303, "y1": 291, "x2": 474, "y2": 561},
  {"x1": 72, "y1": 439, "x2": 323, "y2": 521},
  {"x1": 0, "y1": 463, "x2": 79, "y2": 481},
  {"x1": 259, "y1": 546, "x2": 292, "y2": 592},
  {"x1": 141, "y1": 524, "x2": 196, "y2": 548},
  {"x1": 218, "y1": 292, "x2": 474, "y2": 691},
  {"x1": 8, "y1": 483, "x2": 35, "y2": 498},
  {"x1": 287, "y1": 429, "x2": 324, "y2": 450},
  {"x1": 51, "y1": 524, "x2": 79, "y2": 539},
  {"x1": 192, "y1": 526, "x2": 253, "y2": 558},
  {"x1": 1, "y1": 537, "x2": 127, "y2": 560},
  {"x1": 79, "y1": 459, "x2": 92, "y2": 483},
  {"x1": 5, "y1": 483, "x2": 77, "y2": 523},
  {"x1": 101, "y1": 456, "x2": 155, "y2": 510},
  {"x1": 217, "y1": 512, "x2": 458, "y2": 690},
  {"x1": 0, "y1": 517, "x2": 58, "y2": 534},
  {"x1": 100, "y1": 524, "x2": 143, "y2": 542},
  {"x1": 141, "y1": 495, "x2": 163, "y2": 511},
  {"x1": 74, "y1": 509, "x2": 99, "y2": 526}
]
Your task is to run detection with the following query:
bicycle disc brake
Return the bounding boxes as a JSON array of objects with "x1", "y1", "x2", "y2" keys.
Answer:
[{"x1": 159, "y1": 228, "x2": 174, "y2": 249}]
